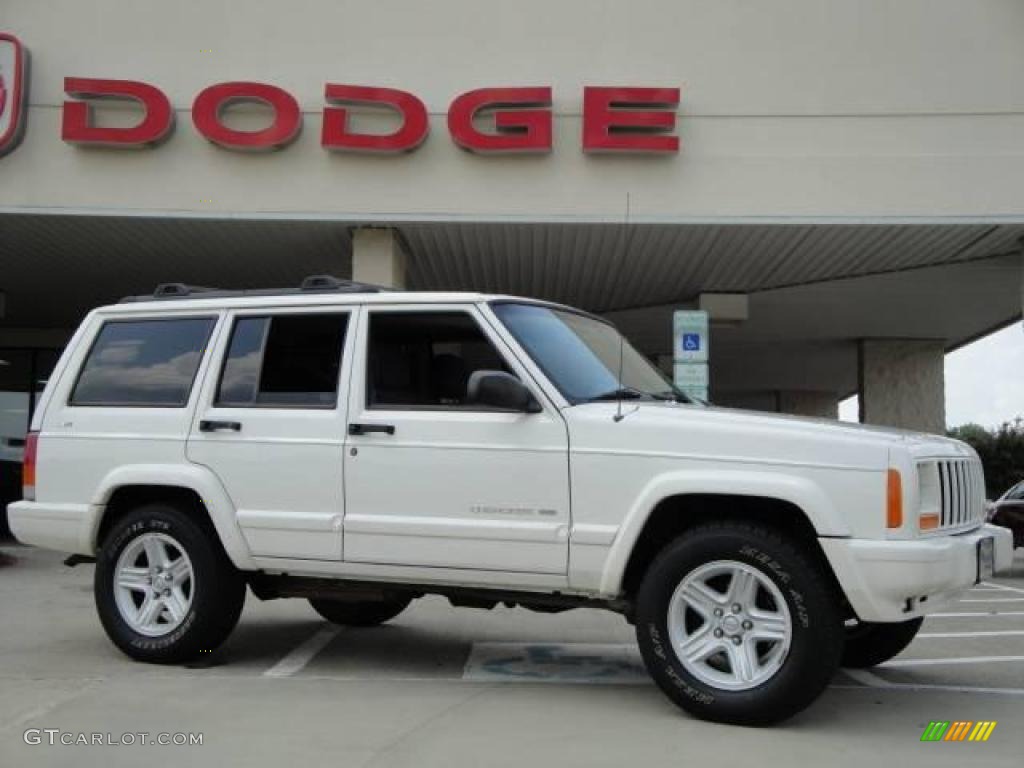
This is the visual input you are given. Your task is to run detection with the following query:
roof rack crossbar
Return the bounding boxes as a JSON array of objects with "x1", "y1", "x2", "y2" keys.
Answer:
[
  {"x1": 153, "y1": 283, "x2": 219, "y2": 298},
  {"x1": 299, "y1": 275, "x2": 386, "y2": 293}
]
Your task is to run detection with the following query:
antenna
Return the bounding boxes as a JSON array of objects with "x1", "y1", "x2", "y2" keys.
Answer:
[
  {"x1": 613, "y1": 193, "x2": 639, "y2": 423},
  {"x1": 613, "y1": 328, "x2": 627, "y2": 422}
]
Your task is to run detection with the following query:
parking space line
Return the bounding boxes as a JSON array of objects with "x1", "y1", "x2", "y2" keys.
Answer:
[
  {"x1": 831, "y1": 682, "x2": 1024, "y2": 697},
  {"x1": 960, "y1": 599, "x2": 1024, "y2": 604},
  {"x1": 981, "y1": 581, "x2": 1024, "y2": 595},
  {"x1": 919, "y1": 629, "x2": 1024, "y2": 638},
  {"x1": 843, "y1": 668, "x2": 894, "y2": 688},
  {"x1": 262, "y1": 625, "x2": 341, "y2": 678},
  {"x1": 929, "y1": 610, "x2": 1024, "y2": 618},
  {"x1": 881, "y1": 655, "x2": 1024, "y2": 668}
]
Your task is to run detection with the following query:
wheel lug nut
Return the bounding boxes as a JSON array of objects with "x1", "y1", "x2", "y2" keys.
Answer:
[
  {"x1": 742, "y1": 620, "x2": 753, "y2": 630},
  {"x1": 714, "y1": 608, "x2": 724, "y2": 617},
  {"x1": 731, "y1": 636, "x2": 742, "y2": 646},
  {"x1": 713, "y1": 628, "x2": 724, "y2": 638},
  {"x1": 731, "y1": 603, "x2": 742, "y2": 613}
]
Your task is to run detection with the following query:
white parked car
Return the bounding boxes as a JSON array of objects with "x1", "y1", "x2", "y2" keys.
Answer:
[{"x1": 8, "y1": 277, "x2": 1013, "y2": 725}]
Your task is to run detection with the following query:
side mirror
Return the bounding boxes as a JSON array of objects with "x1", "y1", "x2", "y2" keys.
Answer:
[{"x1": 467, "y1": 370, "x2": 541, "y2": 413}]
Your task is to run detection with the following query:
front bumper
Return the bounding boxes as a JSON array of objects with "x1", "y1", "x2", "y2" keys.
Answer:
[
  {"x1": 7, "y1": 500, "x2": 99, "y2": 555},
  {"x1": 820, "y1": 524, "x2": 1014, "y2": 622}
]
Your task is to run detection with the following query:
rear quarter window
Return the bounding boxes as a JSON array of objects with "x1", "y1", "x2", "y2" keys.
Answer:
[{"x1": 70, "y1": 317, "x2": 215, "y2": 407}]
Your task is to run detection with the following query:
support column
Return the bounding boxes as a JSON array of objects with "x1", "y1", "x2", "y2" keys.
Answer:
[
  {"x1": 859, "y1": 339, "x2": 945, "y2": 434},
  {"x1": 777, "y1": 390, "x2": 839, "y2": 419},
  {"x1": 351, "y1": 227, "x2": 406, "y2": 289}
]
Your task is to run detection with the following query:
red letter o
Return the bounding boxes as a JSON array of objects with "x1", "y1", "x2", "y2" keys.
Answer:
[{"x1": 192, "y1": 82, "x2": 301, "y2": 151}]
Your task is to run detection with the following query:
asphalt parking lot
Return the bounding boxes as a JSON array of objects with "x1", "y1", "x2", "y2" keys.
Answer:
[{"x1": 1, "y1": 543, "x2": 1022, "y2": 767}]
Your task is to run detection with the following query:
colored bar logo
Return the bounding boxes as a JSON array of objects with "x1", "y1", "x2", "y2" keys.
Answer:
[{"x1": 921, "y1": 721, "x2": 997, "y2": 742}]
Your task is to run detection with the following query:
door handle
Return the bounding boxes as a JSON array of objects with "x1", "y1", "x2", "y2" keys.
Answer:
[
  {"x1": 199, "y1": 419, "x2": 242, "y2": 433},
  {"x1": 348, "y1": 423, "x2": 396, "y2": 436}
]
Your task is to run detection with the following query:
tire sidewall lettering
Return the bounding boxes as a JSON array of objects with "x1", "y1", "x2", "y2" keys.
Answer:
[{"x1": 647, "y1": 622, "x2": 716, "y2": 704}]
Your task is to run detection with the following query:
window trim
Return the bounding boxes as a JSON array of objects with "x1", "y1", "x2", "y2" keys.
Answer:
[
  {"x1": 1005, "y1": 481, "x2": 1024, "y2": 501},
  {"x1": 68, "y1": 316, "x2": 217, "y2": 409},
  {"x1": 213, "y1": 311, "x2": 351, "y2": 411},
  {"x1": 363, "y1": 308, "x2": 528, "y2": 413}
]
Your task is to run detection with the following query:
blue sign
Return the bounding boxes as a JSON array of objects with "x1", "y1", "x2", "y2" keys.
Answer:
[{"x1": 673, "y1": 310, "x2": 709, "y2": 363}]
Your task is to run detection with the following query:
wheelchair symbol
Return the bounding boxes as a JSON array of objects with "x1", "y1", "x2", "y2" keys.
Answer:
[{"x1": 682, "y1": 333, "x2": 701, "y2": 352}]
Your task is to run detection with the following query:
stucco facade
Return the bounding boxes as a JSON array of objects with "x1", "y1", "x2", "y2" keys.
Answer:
[{"x1": 4, "y1": 0, "x2": 1024, "y2": 222}]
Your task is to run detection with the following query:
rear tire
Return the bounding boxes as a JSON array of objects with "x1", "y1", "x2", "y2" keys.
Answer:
[
  {"x1": 308, "y1": 596, "x2": 412, "y2": 627},
  {"x1": 841, "y1": 618, "x2": 923, "y2": 668},
  {"x1": 94, "y1": 503, "x2": 245, "y2": 664},
  {"x1": 634, "y1": 521, "x2": 844, "y2": 725}
]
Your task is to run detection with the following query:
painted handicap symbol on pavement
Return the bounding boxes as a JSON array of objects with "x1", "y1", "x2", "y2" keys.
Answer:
[{"x1": 463, "y1": 642, "x2": 648, "y2": 684}]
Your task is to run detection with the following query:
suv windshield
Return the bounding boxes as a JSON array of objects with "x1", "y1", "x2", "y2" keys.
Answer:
[{"x1": 491, "y1": 302, "x2": 690, "y2": 405}]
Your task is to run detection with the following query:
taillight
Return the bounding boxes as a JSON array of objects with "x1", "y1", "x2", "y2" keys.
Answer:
[{"x1": 22, "y1": 431, "x2": 38, "y2": 501}]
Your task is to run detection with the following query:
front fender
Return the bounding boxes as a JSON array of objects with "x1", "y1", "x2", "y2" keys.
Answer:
[
  {"x1": 597, "y1": 469, "x2": 849, "y2": 596},
  {"x1": 90, "y1": 464, "x2": 255, "y2": 570}
]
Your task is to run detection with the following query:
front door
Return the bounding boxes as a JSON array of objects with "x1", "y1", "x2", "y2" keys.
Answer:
[
  {"x1": 187, "y1": 308, "x2": 355, "y2": 560},
  {"x1": 343, "y1": 304, "x2": 571, "y2": 575}
]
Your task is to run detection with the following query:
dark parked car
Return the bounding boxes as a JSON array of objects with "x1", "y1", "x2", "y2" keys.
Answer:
[{"x1": 989, "y1": 481, "x2": 1024, "y2": 549}]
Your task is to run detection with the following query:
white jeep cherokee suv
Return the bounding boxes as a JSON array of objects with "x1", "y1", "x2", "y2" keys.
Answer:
[{"x1": 8, "y1": 276, "x2": 1013, "y2": 725}]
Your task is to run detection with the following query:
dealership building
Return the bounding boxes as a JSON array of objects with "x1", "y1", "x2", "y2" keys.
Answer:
[{"x1": 2, "y1": 1, "x2": 1024, "y2": 513}]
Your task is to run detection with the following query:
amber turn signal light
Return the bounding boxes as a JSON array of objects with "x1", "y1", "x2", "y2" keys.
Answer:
[{"x1": 886, "y1": 469, "x2": 903, "y2": 529}]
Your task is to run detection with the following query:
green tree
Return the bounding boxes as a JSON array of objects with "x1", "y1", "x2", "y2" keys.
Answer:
[{"x1": 948, "y1": 418, "x2": 1024, "y2": 498}]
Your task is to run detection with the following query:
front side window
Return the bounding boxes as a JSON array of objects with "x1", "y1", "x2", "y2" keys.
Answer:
[
  {"x1": 71, "y1": 318, "x2": 215, "y2": 407},
  {"x1": 491, "y1": 302, "x2": 684, "y2": 405},
  {"x1": 216, "y1": 313, "x2": 349, "y2": 408},
  {"x1": 367, "y1": 311, "x2": 511, "y2": 409}
]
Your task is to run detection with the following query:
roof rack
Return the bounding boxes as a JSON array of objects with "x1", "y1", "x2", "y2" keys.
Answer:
[
  {"x1": 153, "y1": 283, "x2": 218, "y2": 299},
  {"x1": 119, "y1": 275, "x2": 391, "y2": 303}
]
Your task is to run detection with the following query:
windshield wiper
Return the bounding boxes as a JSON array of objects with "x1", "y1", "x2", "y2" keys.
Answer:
[
  {"x1": 652, "y1": 389, "x2": 692, "y2": 404},
  {"x1": 587, "y1": 387, "x2": 647, "y2": 402}
]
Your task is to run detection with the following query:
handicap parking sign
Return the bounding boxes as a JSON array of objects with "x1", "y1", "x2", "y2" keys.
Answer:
[{"x1": 673, "y1": 310, "x2": 708, "y2": 363}]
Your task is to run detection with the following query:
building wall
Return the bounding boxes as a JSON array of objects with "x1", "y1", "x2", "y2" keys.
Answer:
[{"x1": 3, "y1": 0, "x2": 1024, "y2": 221}]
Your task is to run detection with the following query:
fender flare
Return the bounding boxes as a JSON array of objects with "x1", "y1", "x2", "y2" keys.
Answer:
[
  {"x1": 89, "y1": 464, "x2": 255, "y2": 570},
  {"x1": 597, "y1": 469, "x2": 849, "y2": 596}
]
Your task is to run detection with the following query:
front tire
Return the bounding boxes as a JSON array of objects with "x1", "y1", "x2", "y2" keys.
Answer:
[
  {"x1": 841, "y1": 618, "x2": 923, "y2": 668},
  {"x1": 95, "y1": 503, "x2": 245, "y2": 664},
  {"x1": 634, "y1": 521, "x2": 844, "y2": 725},
  {"x1": 308, "y1": 596, "x2": 412, "y2": 627}
]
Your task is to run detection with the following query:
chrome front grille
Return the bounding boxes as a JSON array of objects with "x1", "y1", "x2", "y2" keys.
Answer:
[{"x1": 935, "y1": 459, "x2": 984, "y2": 529}]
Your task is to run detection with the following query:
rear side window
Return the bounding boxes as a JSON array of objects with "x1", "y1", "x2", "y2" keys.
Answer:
[
  {"x1": 216, "y1": 313, "x2": 349, "y2": 408},
  {"x1": 71, "y1": 318, "x2": 215, "y2": 407}
]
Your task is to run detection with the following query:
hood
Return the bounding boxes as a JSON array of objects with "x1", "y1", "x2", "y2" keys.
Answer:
[{"x1": 565, "y1": 401, "x2": 971, "y2": 470}]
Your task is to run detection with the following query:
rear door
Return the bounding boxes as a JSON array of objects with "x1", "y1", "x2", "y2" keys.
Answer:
[
  {"x1": 186, "y1": 306, "x2": 356, "y2": 560},
  {"x1": 342, "y1": 303, "x2": 571, "y2": 575}
]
